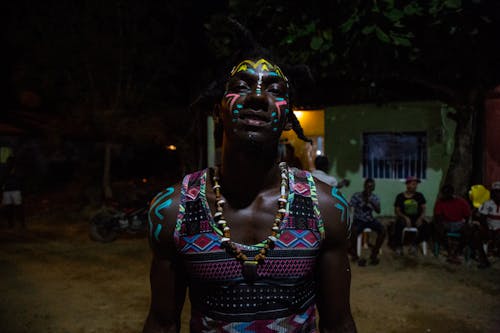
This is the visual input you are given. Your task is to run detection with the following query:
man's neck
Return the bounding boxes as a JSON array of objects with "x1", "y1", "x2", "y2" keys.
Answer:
[{"x1": 219, "y1": 143, "x2": 280, "y2": 207}]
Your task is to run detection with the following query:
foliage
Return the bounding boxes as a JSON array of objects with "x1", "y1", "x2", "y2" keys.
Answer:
[
  {"x1": 206, "y1": 0, "x2": 498, "y2": 105},
  {"x1": 205, "y1": 0, "x2": 499, "y2": 194}
]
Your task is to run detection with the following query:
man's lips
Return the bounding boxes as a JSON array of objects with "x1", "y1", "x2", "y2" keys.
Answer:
[{"x1": 238, "y1": 111, "x2": 271, "y2": 126}]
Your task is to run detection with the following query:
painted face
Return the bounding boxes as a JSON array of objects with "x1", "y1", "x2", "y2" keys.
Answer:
[{"x1": 221, "y1": 58, "x2": 290, "y2": 144}]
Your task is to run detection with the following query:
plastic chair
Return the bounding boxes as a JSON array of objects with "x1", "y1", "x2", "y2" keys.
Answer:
[
  {"x1": 402, "y1": 227, "x2": 427, "y2": 255},
  {"x1": 356, "y1": 228, "x2": 372, "y2": 257}
]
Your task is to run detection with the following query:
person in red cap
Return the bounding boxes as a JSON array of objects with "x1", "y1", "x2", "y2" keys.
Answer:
[{"x1": 392, "y1": 176, "x2": 430, "y2": 255}]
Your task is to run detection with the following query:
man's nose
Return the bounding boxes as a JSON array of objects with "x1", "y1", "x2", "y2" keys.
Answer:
[{"x1": 244, "y1": 88, "x2": 269, "y2": 111}]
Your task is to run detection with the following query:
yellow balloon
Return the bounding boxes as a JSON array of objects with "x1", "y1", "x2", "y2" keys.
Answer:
[{"x1": 469, "y1": 184, "x2": 490, "y2": 208}]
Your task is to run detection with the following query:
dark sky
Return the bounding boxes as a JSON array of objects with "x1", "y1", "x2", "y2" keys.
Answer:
[{"x1": 6, "y1": 1, "x2": 230, "y2": 115}]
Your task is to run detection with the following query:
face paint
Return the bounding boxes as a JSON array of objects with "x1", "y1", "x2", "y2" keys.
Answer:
[
  {"x1": 256, "y1": 72, "x2": 263, "y2": 96},
  {"x1": 225, "y1": 93, "x2": 240, "y2": 112},
  {"x1": 226, "y1": 58, "x2": 290, "y2": 135},
  {"x1": 274, "y1": 98, "x2": 288, "y2": 117},
  {"x1": 230, "y1": 58, "x2": 288, "y2": 82},
  {"x1": 225, "y1": 93, "x2": 241, "y2": 123}
]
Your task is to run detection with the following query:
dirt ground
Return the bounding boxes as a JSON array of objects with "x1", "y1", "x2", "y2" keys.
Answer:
[{"x1": 1, "y1": 212, "x2": 499, "y2": 333}]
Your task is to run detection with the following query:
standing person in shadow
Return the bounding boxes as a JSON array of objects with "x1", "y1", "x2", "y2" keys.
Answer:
[{"x1": 392, "y1": 176, "x2": 430, "y2": 255}]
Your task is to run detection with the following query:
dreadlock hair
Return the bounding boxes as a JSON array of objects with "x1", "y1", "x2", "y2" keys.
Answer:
[{"x1": 288, "y1": 110, "x2": 313, "y2": 144}]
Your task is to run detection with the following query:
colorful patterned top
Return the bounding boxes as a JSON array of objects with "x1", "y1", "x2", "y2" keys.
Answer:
[{"x1": 174, "y1": 167, "x2": 324, "y2": 333}]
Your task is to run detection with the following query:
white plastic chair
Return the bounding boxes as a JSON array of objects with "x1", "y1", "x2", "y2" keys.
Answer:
[
  {"x1": 357, "y1": 228, "x2": 372, "y2": 257},
  {"x1": 402, "y1": 227, "x2": 427, "y2": 256}
]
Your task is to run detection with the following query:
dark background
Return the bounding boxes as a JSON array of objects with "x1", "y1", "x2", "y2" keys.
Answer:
[{"x1": 3, "y1": 0, "x2": 500, "y2": 204}]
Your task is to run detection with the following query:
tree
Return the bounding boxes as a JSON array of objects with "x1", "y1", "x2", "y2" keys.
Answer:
[{"x1": 205, "y1": 0, "x2": 500, "y2": 196}]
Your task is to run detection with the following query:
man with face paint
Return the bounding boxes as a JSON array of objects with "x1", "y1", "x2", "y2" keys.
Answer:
[{"x1": 143, "y1": 58, "x2": 357, "y2": 333}]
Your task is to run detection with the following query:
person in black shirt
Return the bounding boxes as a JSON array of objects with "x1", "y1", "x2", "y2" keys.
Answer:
[{"x1": 392, "y1": 176, "x2": 430, "y2": 255}]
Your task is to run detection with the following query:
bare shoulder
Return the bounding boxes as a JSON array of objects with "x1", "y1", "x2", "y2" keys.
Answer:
[
  {"x1": 314, "y1": 180, "x2": 351, "y2": 243},
  {"x1": 148, "y1": 180, "x2": 183, "y2": 258}
]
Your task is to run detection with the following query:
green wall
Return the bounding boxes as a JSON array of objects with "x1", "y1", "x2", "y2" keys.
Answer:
[{"x1": 324, "y1": 101, "x2": 456, "y2": 217}]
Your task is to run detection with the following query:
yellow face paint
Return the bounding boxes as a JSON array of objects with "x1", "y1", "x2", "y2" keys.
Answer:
[{"x1": 230, "y1": 59, "x2": 288, "y2": 82}]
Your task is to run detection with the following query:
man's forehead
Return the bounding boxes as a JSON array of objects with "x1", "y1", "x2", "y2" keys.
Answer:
[{"x1": 230, "y1": 58, "x2": 288, "y2": 81}]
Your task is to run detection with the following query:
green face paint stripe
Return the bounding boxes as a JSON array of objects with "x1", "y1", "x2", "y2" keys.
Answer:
[
  {"x1": 273, "y1": 127, "x2": 278, "y2": 131},
  {"x1": 276, "y1": 98, "x2": 284, "y2": 101},
  {"x1": 150, "y1": 187, "x2": 175, "y2": 220},
  {"x1": 271, "y1": 112, "x2": 277, "y2": 116},
  {"x1": 155, "y1": 199, "x2": 172, "y2": 219},
  {"x1": 154, "y1": 224, "x2": 163, "y2": 241},
  {"x1": 331, "y1": 187, "x2": 349, "y2": 207},
  {"x1": 335, "y1": 203, "x2": 346, "y2": 223},
  {"x1": 236, "y1": 104, "x2": 243, "y2": 108}
]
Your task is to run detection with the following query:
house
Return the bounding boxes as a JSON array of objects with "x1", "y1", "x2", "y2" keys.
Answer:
[{"x1": 282, "y1": 101, "x2": 456, "y2": 216}]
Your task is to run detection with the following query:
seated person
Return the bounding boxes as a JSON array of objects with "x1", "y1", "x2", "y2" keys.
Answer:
[
  {"x1": 349, "y1": 178, "x2": 385, "y2": 266},
  {"x1": 433, "y1": 184, "x2": 471, "y2": 264},
  {"x1": 393, "y1": 176, "x2": 430, "y2": 255},
  {"x1": 473, "y1": 181, "x2": 500, "y2": 269}
]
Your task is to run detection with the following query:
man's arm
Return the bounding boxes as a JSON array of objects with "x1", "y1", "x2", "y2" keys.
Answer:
[
  {"x1": 395, "y1": 206, "x2": 411, "y2": 226},
  {"x1": 316, "y1": 183, "x2": 357, "y2": 333},
  {"x1": 393, "y1": 194, "x2": 410, "y2": 225},
  {"x1": 143, "y1": 184, "x2": 187, "y2": 333},
  {"x1": 369, "y1": 195, "x2": 381, "y2": 214}
]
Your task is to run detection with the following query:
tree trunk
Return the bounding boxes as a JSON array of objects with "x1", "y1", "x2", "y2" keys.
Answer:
[{"x1": 443, "y1": 106, "x2": 476, "y2": 197}]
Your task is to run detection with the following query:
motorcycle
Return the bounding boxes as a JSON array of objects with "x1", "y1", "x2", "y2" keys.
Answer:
[{"x1": 89, "y1": 202, "x2": 149, "y2": 243}]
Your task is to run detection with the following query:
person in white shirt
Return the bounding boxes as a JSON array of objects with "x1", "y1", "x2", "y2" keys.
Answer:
[
  {"x1": 475, "y1": 181, "x2": 500, "y2": 268},
  {"x1": 308, "y1": 152, "x2": 350, "y2": 189}
]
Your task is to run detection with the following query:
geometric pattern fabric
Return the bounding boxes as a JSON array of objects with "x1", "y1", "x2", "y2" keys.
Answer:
[{"x1": 174, "y1": 167, "x2": 324, "y2": 331}]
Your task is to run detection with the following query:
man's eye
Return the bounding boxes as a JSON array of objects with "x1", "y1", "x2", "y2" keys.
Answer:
[
  {"x1": 230, "y1": 83, "x2": 249, "y2": 92},
  {"x1": 266, "y1": 84, "x2": 283, "y2": 95},
  {"x1": 267, "y1": 87, "x2": 282, "y2": 94}
]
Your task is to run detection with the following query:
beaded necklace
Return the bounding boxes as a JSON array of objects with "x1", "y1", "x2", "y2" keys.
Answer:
[{"x1": 211, "y1": 162, "x2": 289, "y2": 282}]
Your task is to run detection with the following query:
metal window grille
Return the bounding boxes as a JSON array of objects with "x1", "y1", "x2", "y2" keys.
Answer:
[{"x1": 362, "y1": 132, "x2": 427, "y2": 180}]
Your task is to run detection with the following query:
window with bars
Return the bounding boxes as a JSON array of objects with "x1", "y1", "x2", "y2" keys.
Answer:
[{"x1": 362, "y1": 132, "x2": 427, "y2": 180}]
